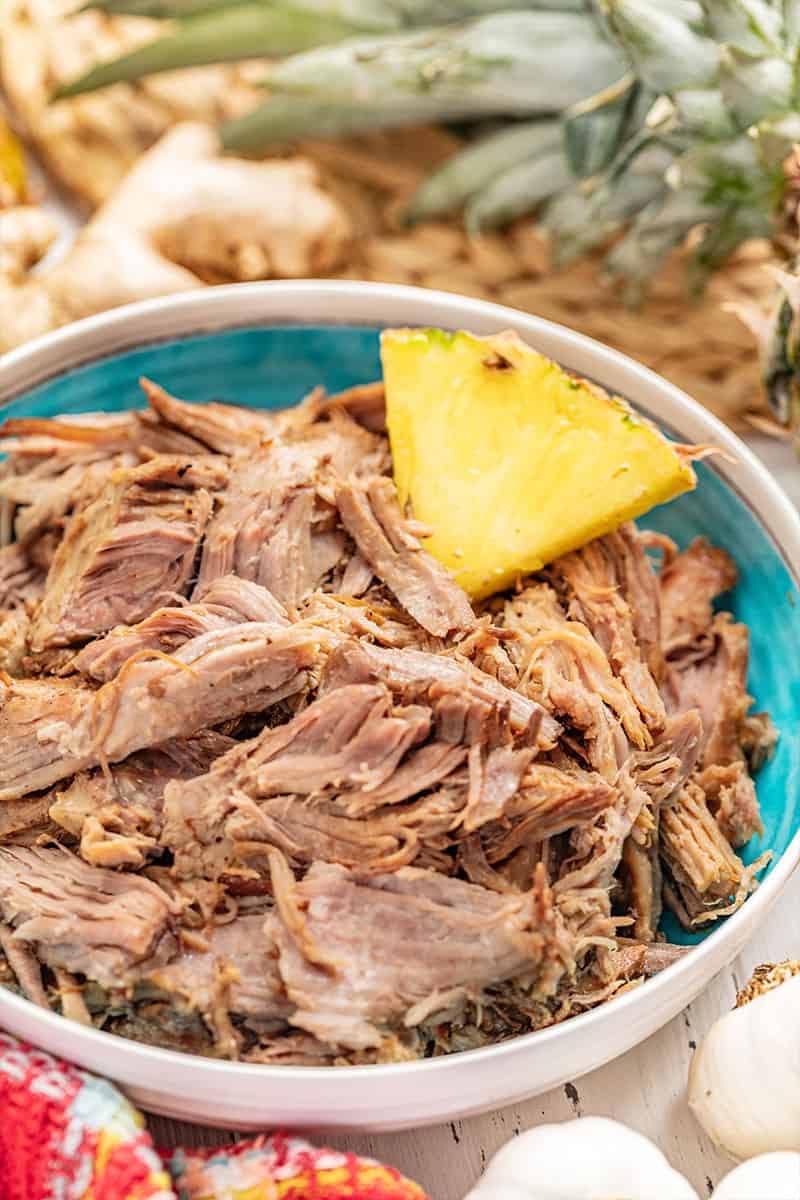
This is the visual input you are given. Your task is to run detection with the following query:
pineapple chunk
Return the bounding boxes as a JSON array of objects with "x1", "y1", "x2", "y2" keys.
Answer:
[{"x1": 383, "y1": 327, "x2": 696, "y2": 600}]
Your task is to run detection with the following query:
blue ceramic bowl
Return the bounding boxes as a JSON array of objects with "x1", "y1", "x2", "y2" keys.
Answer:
[{"x1": 0, "y1": 281, "x2": 798, "y2": 1130}]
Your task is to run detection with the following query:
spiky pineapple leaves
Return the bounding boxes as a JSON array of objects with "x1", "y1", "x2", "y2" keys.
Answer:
[
  {"x1": 221, "y1": 10, "x2": 629, "y2": 154},
  {"x1": 50, "y1": 0, "x2": 800, "y2": 300},
  {"x1": 53, "y1": 3, "x2": 374, "y2": 97},
  {"x1": 553, "y1": 0, "x2": 798, "y2": 292},
  {"x1": 55, "y1": 0, "x2": 593, "y2": 96}
]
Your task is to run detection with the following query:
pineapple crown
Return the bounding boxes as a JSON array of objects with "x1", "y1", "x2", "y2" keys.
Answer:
[{"x1": 57, "y1": 0, "x2": 800, "y2": 298}]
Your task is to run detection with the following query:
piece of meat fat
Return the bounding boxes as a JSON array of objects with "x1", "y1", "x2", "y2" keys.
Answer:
[
  {"x1": 0, "y1": 844, "x2": 178, "y2": 989},
  {"x1": 335, "y1": 475, "x2": 475, "y2": 638},
  {"x1": 267, "y1": 857, "x2": 575, "y2": 1050},
  {"x1": 0, "y1": 623, "x2": 321, "y2": 800},
  {"x1": 29, "y1": 454, "x2": 228, "y2": 650}
]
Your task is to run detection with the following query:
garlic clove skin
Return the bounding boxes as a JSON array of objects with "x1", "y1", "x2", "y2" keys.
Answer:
[
  {"x1": 463, "y1": 1116, "x2": 700, "y2": 1200},
  {"x1": 711, "y1": 1152, "x2": 800, "y2": 1199},
  {"x1": 689, "y1": 969, "x2": 800, "y2": 1160}
]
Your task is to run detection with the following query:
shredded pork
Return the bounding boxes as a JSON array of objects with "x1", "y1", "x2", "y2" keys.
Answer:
[{"x1": 0, "y1": 378, "x2": 774, "y2": 1063}]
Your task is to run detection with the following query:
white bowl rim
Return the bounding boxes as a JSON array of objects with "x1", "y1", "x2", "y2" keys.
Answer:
[{"x1": 1, "y1": 278, "x2": 799, "y2": 1091}]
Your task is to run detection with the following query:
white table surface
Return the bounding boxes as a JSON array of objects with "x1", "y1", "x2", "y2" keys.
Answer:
[{"x1": 147, "y1": 432, "x2": 800, "y2": 1198}]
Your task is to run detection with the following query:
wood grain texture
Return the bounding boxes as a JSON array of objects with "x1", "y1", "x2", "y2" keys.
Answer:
[{"x1": 149, "y1": 434, "x2": 800, "y2": 1199}]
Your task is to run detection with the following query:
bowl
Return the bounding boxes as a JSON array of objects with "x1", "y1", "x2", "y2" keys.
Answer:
[{"x1": 0, "y1": 280, "x2": 799, "y2": 1132}]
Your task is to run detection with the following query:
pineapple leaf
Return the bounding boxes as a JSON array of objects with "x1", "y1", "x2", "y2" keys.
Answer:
[
  {"x1": 673, "y1": 87, "x2": 738, "y2": 138},
  {"x1": 599, "y1": 0, "x2": 719, "y2": 92},
  {"x1": 464, "y1": 148, "x2": 572, "y2": 231},
  {"x1": 689, "y1": 204, "x2": 773, "y2": 291},
  {"x1": 259, "y1": 13, "x2": 630, "y2": 116},
  {"x1": 562, "y1": 73, "x2": 638, "y2": 179},
  {"x1": 784, "y1": 0, "x2": 800, "y2": 53},
  {"x1": 701, "y1": 0, "x2": 785, "y2": 54},
  {"x1": 718, "y1": 45, "x2": 796, "y2": 127},
  {"x1": 222, "y1": 96, "x2": 401, "y2": 149},
  {"x1": 403, "y1": 119, "x2": 561, "y2": 223},
  {"x1": 603, "y1": 185, "x2": 717, "y2": 301},
  {"x1": 79, "y1": 0, "x2": 582, "y2": 26},
  {"x1": 53, "y1": 3, "x2": 367, "y2": 97},
  {"x1": 755, "y1": 111, "x2": 800, "y2": 169},
  {"x1": 80, "y1": 0, "x2": 248, "y2": 17},
  {"x1": 544, "y1": 170, "x2": 666, "y2": 263},
  {"x1": 545, "y1": 129, "x2": 678, "y2": 263}
]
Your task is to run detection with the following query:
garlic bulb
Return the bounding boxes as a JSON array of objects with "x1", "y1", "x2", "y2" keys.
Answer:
[
  {"x1": 689, "y1": 961, "x2": 800, "y2": 1160},
  {"x1": 712, "y1": 1153, "x2": 800, "y2": 1199},
  {"x1": 463, "y1": 1116, "x2": 699, "y2": 1200}
]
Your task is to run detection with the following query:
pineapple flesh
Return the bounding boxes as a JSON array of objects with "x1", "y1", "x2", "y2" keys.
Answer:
[{"x1": 383, "y1": 327, "x2": 696, "y2": 599}]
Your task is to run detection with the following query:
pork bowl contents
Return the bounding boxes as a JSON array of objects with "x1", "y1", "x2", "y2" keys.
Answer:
[{"x1": 0, "y1": 328, "x2": 776, "y2": 1066}]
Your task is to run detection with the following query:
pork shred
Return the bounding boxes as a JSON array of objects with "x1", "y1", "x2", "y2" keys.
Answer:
[
  {"x1": 0, "y1": 845, "x2": 178, "y2": 988},
  {"x1": 29, "y1": 455, "x2": 228, "y2": 650},
  {"x1": 0, "y1": 378, "x2": 774, "y2": 1064},
  {"x1": 0, "y1": 623, "x2": 320, "y2": 799},
  {"x1": 267, "y1": 857, "x2": 574, "y2": 1050},
  {"x1": 656, "y1": 538, "x2": 773, "y2": 926},
  {"x1": 334, "y1": 475, "x2": 475, "y2": 637},
  {"x1": 196, "y1": 403, "x2": 386, "y2": 608}
]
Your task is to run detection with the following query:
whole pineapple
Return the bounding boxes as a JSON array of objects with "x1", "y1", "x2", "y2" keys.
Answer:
[{"x1": 57, "y1": 0, "x2": 800, "y2": 296}]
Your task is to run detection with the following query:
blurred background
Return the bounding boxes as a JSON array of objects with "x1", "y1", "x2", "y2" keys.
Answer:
[{"x1": 2, "y1": 0, "x2": 800, "y2": 447}]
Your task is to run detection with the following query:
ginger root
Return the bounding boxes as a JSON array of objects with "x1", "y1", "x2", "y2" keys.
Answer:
[
  {"x1": 2, "y1": 0, "x2": 260, "y2": 208},
  {"x1": 0, "y1": 123, "x2": 351, "y2": 353}
]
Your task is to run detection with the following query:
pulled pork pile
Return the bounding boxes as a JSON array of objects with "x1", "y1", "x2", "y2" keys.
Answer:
[{"x1": 0, "y1": 381, "x2": 776, "y2": 1064}]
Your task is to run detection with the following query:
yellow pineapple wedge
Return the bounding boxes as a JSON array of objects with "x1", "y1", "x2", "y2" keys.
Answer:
[{"x1": 383, "y1": 327, "x2": 697, "y2": 600}]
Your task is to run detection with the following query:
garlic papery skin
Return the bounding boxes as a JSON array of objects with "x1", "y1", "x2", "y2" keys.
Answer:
[
  {"x1": 463, "y1": 1116, "x2": 699, "y2": 1200},
  {"x1": 712, "y1": 1152, "x2": 800, "y2": 1198},
  {"x1": 688, "y1": 964, "x2": 800, "y2": 1160}
]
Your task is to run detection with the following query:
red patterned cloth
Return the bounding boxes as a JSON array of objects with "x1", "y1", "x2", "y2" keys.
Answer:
[{"x1": 0, "y1": 1032, "x2": 429, "y2": 1200}]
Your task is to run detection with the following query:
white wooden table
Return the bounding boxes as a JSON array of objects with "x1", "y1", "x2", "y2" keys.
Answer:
[{"x1": 149, "y1": 433, "x2": 800, "y2": 1199}]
